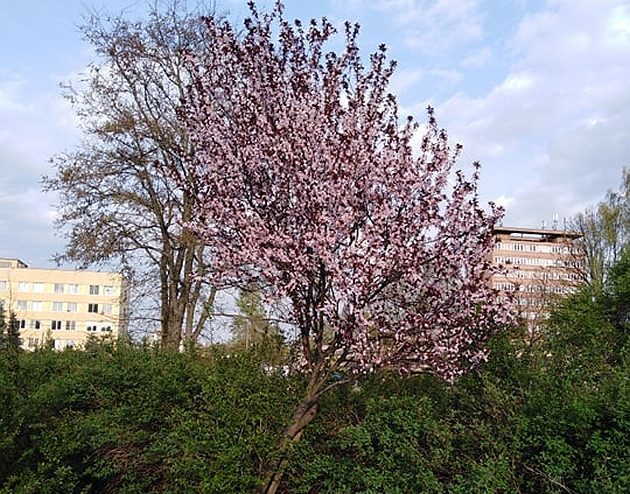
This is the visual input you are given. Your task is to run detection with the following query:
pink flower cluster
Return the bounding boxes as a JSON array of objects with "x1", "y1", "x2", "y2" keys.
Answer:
[{"x1": 178, "y1": 1, "x2": 516, "y2": 381}]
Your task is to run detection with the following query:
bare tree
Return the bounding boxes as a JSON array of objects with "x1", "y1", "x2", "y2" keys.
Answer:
[
  {"x1": 43, "y1": 1, "x2": 221, "y2": 347},
  {"x1": 573, "y1": 167, "x2": 629, "y2": 288}
]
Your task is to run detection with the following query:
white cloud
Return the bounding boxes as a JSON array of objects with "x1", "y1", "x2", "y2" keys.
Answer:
[
  {"x1": 390, "y1": 68, "x2": 424, "y2": 95},
  {"x1": 0, "y1": 73, "x2": 32, "y2": 113},
  {"x1": 0, "y1": 67, "x2": 80, "y2": 266},
  {"x1": 605, "y1": 4, "x2": 630, "y2": 47},
  {"x1": 425, "y1": 0, "x2": 630, "y2": 227},
  {"x1": 369, "y1": 0, "x2": 484, "y2": 53},
  {"x1": 428, "y1": 68, "x2": 463, "y2": 85},
  {"x1": 460, "y1": 46, "x2": 492, "y2": 68},
  {"x1": 493, "y1": 194, "x2": 514, "y2": 209}
]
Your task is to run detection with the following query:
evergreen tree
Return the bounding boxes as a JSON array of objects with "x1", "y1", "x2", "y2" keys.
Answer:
[
  {"x1": 6, "y1": 313, "x2": 22, "y2": 352},
  {"x1": 231, "y1": 283, "x2": 281, "y2": 349},
  {"x1": 0, "y1": 304, "x2": 6, "y2": 350}
]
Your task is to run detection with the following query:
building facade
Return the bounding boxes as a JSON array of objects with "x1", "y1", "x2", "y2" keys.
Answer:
[
  {"x1": 491, "y1": 226, "x2": 583, "y2": 327},
  {"x1": 0, "y1": 258, "x2": 129, "y2": 350}
]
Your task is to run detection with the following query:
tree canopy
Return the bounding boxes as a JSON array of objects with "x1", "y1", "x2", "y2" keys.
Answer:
[
  {"x1": 573, "y1": 167, "x2": 629, "y2": 288},
  {"x1": 177, "y1": 3, "x2": 515, "y2": 491},
  {"x1": 43, "y1": 0, "x2": 220, "y2": 347}
]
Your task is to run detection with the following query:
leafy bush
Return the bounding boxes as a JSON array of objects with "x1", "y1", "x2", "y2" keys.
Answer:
[
  {"x1": 1, "y1": 255, "x2": 627, "y2": 493},
  {"x1": 0, "y1": 345, "x2": 296, "y2": 494}
]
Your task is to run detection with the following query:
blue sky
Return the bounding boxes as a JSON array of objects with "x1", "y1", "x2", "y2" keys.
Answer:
[{"x1": 1, "y1": 0, "x2": 628, "y2": 268}]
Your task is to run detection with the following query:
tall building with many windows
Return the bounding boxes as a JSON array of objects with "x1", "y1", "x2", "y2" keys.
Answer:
[
  {"x1": 0, "y1": 258, "x2": 129, "y2": 350},
  {"x1": 491, "y1": 226, "x2": 583, "y2": 327}
]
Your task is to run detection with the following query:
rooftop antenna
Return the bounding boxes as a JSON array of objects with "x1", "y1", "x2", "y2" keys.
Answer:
[{"x1": 552, "y1": 212, "x2": 559, "y2": 230}]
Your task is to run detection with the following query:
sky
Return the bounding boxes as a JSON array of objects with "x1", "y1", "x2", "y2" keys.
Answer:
[{"x1": 0, "y1": 0, "x2": 628, "y2": 269}]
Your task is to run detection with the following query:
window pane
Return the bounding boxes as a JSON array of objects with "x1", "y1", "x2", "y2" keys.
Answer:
[
  {"x1": 54, "y1": 339, "x2": 75, "y2": 350},
  {"x1": 54, "y1": 283, "x2": 64, "y2": 294}
]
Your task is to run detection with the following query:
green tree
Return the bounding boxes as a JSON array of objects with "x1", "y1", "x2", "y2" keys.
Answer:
[
  {"x1": 0, "y1": 305, "x2": 6, "y2": 349},
  {"x1": 231, "y1": 283, "x2": 283, "y2": 350},
  {"x1": 573, "y1": 167, "x2": 629, "y2": 288},
  {"x1": 603, "y1": 249, "x2": 630, "y2": 338},
  {"x1": 0, "y1": 309, "x2": 21, "y2": 353}
]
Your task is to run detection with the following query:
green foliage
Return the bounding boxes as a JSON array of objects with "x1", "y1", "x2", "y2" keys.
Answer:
[
  {"x1": 604, "y1": 249, "x2": 630, "y2": 333},
  {"x1": 0, "y1": 310, "x2": 21, "y2": 353},
  {"x1": 0, "y1": 305, "x2": 5, "y2": 345},
  {"x1": 0, "y1": 344, "x2": 297, "y2": 494},
  {"x1": 231, "y1": 283, "x2": 284, "y2": 352},
  {"x1": 1, "y1": 256, "x2": 627, "y2": 493},
  {"x1": 283, "y1": 261, "x2": 629, "y2": 493},
  {"x1": 574, "y1": 167, "x2": 629, "y2": 288}
]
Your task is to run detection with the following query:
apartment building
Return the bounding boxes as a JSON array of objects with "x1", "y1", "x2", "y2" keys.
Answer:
[
  {"x1": 0, "y1": 258, "x2": 129, "y2": 350},
  {"x1": 491, "y1": 226, "x2": 583, "y2": 327}
]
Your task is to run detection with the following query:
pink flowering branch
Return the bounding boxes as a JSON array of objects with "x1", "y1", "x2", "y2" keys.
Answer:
[{"x1": 176, "y1": 2, "x2": 516, "y2": 492}]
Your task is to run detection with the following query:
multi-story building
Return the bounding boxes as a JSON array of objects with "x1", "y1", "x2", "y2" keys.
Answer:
[
  {"x1": 491, "y1": 226, "x2": 583, "y2": 327},
  {"x1": 0, "y1": 258, "x2": 129, "y2": 350}
]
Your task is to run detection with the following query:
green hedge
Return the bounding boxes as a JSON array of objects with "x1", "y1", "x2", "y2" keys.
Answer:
[{"x1": 0, "y1": 259, "x2": 627, "y2": 493}]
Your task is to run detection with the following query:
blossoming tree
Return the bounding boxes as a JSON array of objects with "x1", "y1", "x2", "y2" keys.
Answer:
[{"x1": 178, "y1": 2, "x2": 515, "y2": 491}]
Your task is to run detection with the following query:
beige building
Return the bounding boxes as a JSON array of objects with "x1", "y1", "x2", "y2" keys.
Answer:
[
  {"x1": 0, "y1": 258, "x2": 129, "y2": 350},
  {"x1": 491, "y1": 226, "x2": 583, "y2": 327}
]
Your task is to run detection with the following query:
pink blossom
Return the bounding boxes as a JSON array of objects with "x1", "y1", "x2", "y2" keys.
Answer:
[{"x1": 177, "y1": 1, "x2": 516, "y2": 382}]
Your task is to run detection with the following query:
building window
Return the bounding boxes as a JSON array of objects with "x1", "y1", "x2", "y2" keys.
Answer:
[
  {"x1": 54, "y1": 283, "x2": 65, "y2": 294},
  {"x1": 31, "y1": 301, "x2": 43, "y2": 311},
  {"x1": 51, "y1": 320, "x2": 62, "y2": 330},
  {"x1": 100, "y1": 325, "x2": 112, "y2": 332},
  {"x1": 27, "y1": 338, "x2": 39, "y2": 349},
  {"x1": 18, "y1": 282, "x2": 29, "y2": 292},
  {"x1": 103, "y1": 285, "x2": 114, "y2": 295},
  {"x1": 54, "y1": 339, "x2": 75, "y2": 350},
  {"x1": 102, "y1": 304, "x2": 113, "y2": 315},
  {"x1": 86, "y1": 322, "x2": 98, "y2": 332},
  {"x1": 29, "y1": 320, "x2": 41, "y2": 329},
  {"x1": 67, "y1": 284, "x2": 79, "y2": 294},
  {"x1": 0, "y1": 280, "x2": 6, "y2": 291},
  {"x1": 66, "y1": 302, "x2": 77, "y2": 312},
  {"x1": 32, "y1": 282, "x2": 44, "y2": 293},
  {"x1": 52, "y1": 302, "x2": 64, "y2": 312},
  {"x1": 16, "y1": 300, "x2": 28, "y2": 310},
  {"x1": 89, "y1": 285, "x2": 100, "y2": 295},
  {"x1": 65, "y1": 321, "x2": 77, "y2": 331},
  {"x1": 88, "y1": 303, "x2": 99, "y2": 313}
]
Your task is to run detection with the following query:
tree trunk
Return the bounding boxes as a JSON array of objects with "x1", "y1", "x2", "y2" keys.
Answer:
[{"x1": 260, "y1": 394, "x2": 320, "y2": 494}]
